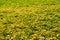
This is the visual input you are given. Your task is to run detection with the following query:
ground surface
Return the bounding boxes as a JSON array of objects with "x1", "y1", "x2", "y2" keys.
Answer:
[{"x1": 0, "y1": 0, "x2": 60, "y2": 40}]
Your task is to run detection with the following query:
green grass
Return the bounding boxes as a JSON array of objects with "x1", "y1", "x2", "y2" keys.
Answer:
[
  {"x1": 0, "y1": 0, "x2": 60, "y2": 6},
  {"x1": 0, "y1": 0, "x2": 60, "y2": 40}
]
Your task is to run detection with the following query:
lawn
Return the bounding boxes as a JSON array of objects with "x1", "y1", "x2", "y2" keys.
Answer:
[{"x1": 0, "y1": 0, "x2": 60, "y2": 40}]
